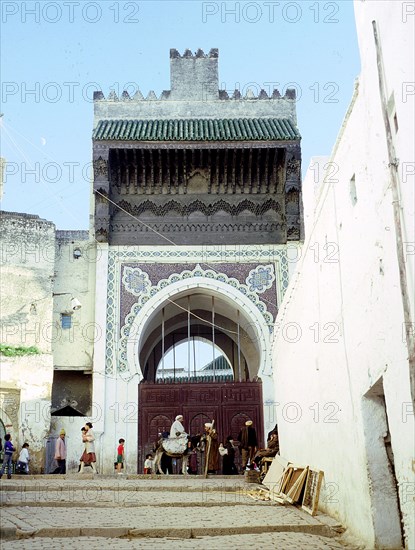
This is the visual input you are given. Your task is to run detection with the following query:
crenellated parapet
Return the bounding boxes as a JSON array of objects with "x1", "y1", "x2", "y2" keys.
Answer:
[
  {"x1": 170, "y1": 48, "x2": 218, "y2": 59},
  {"x1": 93, "y1": 87, "x2": 296, "y2": 102},
  {"x1": 93, "y1": 48, "x2": 297, "y2": 123}
]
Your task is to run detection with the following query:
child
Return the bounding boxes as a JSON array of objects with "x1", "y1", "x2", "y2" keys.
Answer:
[
  {"x1": 144, "y1": 453, "x2": 153, "y2": 474},
  {"x1": 17, "y1": 443, "x2": 30, "y2": 474},
  {"x1": 116, "y1": 438, "x2": 125, "y2": 473},
  {"x1": 0, "y1": 434, "x2": 16, "y2": 479}
]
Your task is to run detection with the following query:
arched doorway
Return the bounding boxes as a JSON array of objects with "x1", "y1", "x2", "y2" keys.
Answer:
[
  {"x1": 137, "y1": 287, "x2": 265, "y2": 472},
  {"x1": 137, "y1": 288, "x2": 266, "y2": 382}
]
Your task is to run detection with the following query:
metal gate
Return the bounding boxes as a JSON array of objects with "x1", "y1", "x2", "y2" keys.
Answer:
[{"x1": 138, "y1": 380, "x2": 264, "y2": 473}]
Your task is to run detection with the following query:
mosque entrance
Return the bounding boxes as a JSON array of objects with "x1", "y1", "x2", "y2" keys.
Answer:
[
  {"x1": 136, "y1": 288, "x2": 267, "y2": 472},
  {"x1": 138, "y1": 380, "x2": 264, "y2": 473}
]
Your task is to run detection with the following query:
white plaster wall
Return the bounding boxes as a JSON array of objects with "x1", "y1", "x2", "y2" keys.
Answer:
[
  {"x1": 273, "y1": 2, "x2": 415, "y2": 548},
  {"x1": 96, "y1": 376, "x2": 140, "y2": 475},
  {"x1": 52, "y1": 236, "x2": 96, "y2": 370},
  {"x1": 354, "y1": 0, "x2": 415, "y2": 323},
  {"x1": 56, "y1": 380, "x2": 141, "y2": 475},
  {"x1": 302, "y1": 156, "x2": 329, "y2": 238}
]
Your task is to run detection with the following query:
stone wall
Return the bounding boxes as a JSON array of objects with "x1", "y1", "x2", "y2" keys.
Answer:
[
  {"x1": 0, "y1": 212, "x2": 55, "y2": 351},
  {"x1": 0, "y1": 212, "x2": 56, "y2": 472},
  {"x1": 1, "y1": 355, "x2": 53, "y2": 473},
  {"x1": 93, "y1": 95, "x2": 297, "y2": 126}
]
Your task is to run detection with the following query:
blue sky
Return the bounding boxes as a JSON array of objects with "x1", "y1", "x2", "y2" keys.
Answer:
[{"x1": 1, "y1": 0, "x2": 360, "y2": 230}]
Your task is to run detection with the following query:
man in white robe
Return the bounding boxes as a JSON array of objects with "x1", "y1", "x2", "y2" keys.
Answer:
[
  {"x1": 170, "y1": 415, "x2": 186, "y2": 438},
  {"x1": 164, "y1": 415, "x2": 188, "y2": 455}
]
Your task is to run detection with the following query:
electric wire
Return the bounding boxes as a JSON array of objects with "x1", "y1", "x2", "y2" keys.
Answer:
[{"x1": 2, "y1": 120, "x2": 279, "y2": 338}]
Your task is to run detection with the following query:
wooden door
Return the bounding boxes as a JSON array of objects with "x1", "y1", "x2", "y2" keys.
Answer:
[{"x1": 138, "y1": 380, "x2": 264, "y2": 473}]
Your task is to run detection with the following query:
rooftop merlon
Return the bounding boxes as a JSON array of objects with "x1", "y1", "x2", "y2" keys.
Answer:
[
  {"x1": 169, "y1": 47, "x2": 219, "y2": 101},
  {"x1": 170, "y1": 48, "x2": 219, "y2": 59}
]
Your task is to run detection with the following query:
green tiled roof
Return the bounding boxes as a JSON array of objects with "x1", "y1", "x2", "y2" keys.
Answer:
[{"x1": 93, "y1": 118, "x2": 300, "y2": 142}]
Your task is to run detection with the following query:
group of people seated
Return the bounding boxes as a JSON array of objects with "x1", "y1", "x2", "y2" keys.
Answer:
[{"x1": 253, "y1": 428, "x2": 279, "y2": 469}]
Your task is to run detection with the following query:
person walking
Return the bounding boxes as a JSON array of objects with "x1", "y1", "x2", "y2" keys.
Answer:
[
  {"x1": 0, "y1": 434, "x2": 16, "y2": 479},
  {"x1": 52, "y1": 429, "x2": 67, "y2": 474},
  {"x1": 79, "y1": 422, "x2": 97, "y2": 473},
  {"x1": 116, "y1": 438, "x2": 125, "y2": 473},
  {"x1": 237, "y1": 420, "x2": 258, "y2": 471},
  {"x1": 77, "y1": 427, "x2": 89, "y2": 472}
]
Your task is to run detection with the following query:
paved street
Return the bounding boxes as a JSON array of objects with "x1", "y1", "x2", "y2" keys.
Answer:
[{"x1": 0, "y1": 475, "x2": 361, "y2": 549}]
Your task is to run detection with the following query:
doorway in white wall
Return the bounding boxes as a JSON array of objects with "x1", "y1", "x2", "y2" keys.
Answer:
[{"x1": 361, "y1": 377, "x2": 404, "y2": 549}]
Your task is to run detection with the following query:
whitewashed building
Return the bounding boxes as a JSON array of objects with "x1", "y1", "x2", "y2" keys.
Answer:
[{"x1": 273, "y1": 1, "x2": 414, "y2": 548}]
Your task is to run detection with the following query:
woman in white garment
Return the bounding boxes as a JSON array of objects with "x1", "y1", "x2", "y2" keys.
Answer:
[{"x1": 79, "y1": 422, "x2": 97, "y2": 473}]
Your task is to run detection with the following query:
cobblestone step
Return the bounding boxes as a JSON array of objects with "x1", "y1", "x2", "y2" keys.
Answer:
[
  {"x1": 0, "y1": 533, "x2": 347, "y2": 549},
  {"x1": 1, "y1": 489, "x2": 265, "y2": 507},
  {"x1": 0, "y1": 477, "x2": 349, "y2": 548},
  {"x1": 1, "y1": 504, "x2": 335, "y2": 539},
  {"x1": 0, "y1": 478, "x2": 247, "y2": 493}
]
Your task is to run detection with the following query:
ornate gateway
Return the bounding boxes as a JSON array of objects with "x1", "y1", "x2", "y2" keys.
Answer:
[{"x1": 92, "y1": 48, "x2": 302, "y2": 472}]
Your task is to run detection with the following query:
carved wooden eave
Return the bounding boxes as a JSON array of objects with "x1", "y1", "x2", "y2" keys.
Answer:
[{"x1": 92, "y1": 138, "x2": 302, "y2": 245}]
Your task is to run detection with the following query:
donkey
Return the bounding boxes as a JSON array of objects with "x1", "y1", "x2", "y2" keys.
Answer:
[{"x1": 153, "y1": 434, "x2": 205, "y2": 475}]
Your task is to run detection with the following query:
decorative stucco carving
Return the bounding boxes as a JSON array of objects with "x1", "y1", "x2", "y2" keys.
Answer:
[
  {"x1": 93, "y1": 156, "x2": 108, "y2": 178},
  {"x1": 111, "y1": 222, "x2": 285, "y2": 234},
  {"x1": 104, "y1": 246, "x2": 290, "y2": 377},
  {"x1": 286, "y1": 159, "x2": 301, "y2": 179},
  {"x1": 116, "y1": 198, "x2": 282, "y2": 218}
]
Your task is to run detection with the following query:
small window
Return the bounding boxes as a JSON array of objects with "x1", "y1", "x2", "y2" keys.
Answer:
[
  {"x1": 61, "y1": 314, "x2": 72, "y2": 329},
  {"x1": 350, "y1": 174, "x2": 357, "y2": 206}
]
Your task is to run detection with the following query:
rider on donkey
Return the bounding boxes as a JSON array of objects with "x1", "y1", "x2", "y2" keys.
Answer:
[{"x1": 169, "y1": 415, "x2": 187, "y2": 439}]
